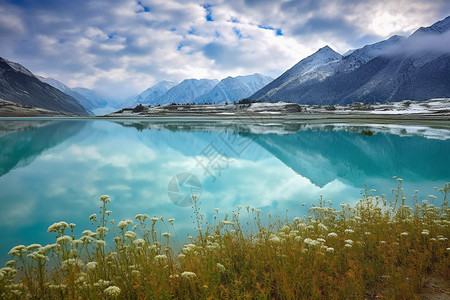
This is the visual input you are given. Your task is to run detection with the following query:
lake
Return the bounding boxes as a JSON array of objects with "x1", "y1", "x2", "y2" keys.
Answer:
[{"x1": 0, "y1": 118, "x2": 449, "y2": 264}]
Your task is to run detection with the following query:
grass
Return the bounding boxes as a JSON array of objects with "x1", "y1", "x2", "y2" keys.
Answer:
[{"x1": 0, "y1": 179, "x2": 449, "y2": 299}]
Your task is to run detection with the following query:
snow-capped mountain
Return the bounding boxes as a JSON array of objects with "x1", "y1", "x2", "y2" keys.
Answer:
[
  {"x1": 0, "y1": 57, "x2": 89, "y2": 115},
  {"x1": 250, "y1": 46, "x2": 342, "y2": 102},
  {"x1": 196, "y1": 74, "x2": 273, "y2": 104},
  {"x1": 156, "y1": 79, "x2": 219, "y2": 105},
  {"x1": 120, "y1": 80, "x2": 176, "y2": 108},
  {"x1": 250, "y1": 15, "x2": 450, "y2": 105}
]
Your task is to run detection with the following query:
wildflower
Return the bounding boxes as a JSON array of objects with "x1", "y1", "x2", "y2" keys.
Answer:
[
  {"x1": 86, "y1": 261, "x2": 98, "y2": 271},
  {"x1": 162, "y1": 232, "x2": 171, "y2": 238},
  {"x1": 304, "y1": 238, "x2": 320, "y2": 246},
  {"x1": 56, "y1": 235, "x2": 72, "y2": 244},
  {"x1": 400, "y1": 232, "x2": 409, "y2": 236},
  {"x1": 82, "y1": 230, "x2": 95, "y2": 236},
  {"x1": 222, "y1": 221, "x2": 235, "y2": 225},
  {"x1": 89, "y1": 214, "x2": 97, "y2": 221},
  {"x1": 380, "y1": 241, "x2": 386, "y2": 244},
  {"x1": 317, "y1": 238, "x2": 326, "y2": 243},
  {"x1": 95, "y1": 240, "x2": 107, "y2": 246},
  {"x1": 428, "y1": 195, "x2": 437, "y2": 199},
  {"x1": 5, "y1": 260, "x2": 16, "y2": 267},
  {"x1": 318, "y1": 223, "x2": 328, "y2": 231},
  {"x1": 100, "y1": 195, "x2": 111, "y2": 203},
  {"x1": 302, "y1": 248, "x2": 308, "y2": 253},
  {"x1": 421, "y1": 230, "x2": 429, "y2": 235},
  {"x1": 216, "y1": 263, "x2": 226, "y2": 272},
  {"x1": 27, "y1": 243, "x2": 41, "y2": 250},
  {"x1": 327, "y1": 232, "x2": 338, "y2": 238},
  {"x1": 178, "y1": 253, "x2": 186, "y2": 259},
  {"x1": 154, "y1": 254, "x2": 168, "y2": 263},
  {"x1": 438, "y1": 237, "x2": 448, "y2": 241},
  {"x1": 133, "y1": 239, "x2": 145, "y2": 247},
  {"x1": 214, "y1": 208, "x2": 220, "y2": 213},
  {"x1": 168, "y1": 218, "x2": 175, "y2": 224},
  {"x1": 135, "y1": 214, "x2": 150, "y2": 221},
  {"x1": 151, "y1": 217, "x2": 159, "y2": 222},
  {"x1": 125, "y1": 231, "x2": 137, "y2": 240},
  {"x1": 169, "y1": 274, "x2": 180, "y2": 279},
  {"x1": 280, "y1": 225, "x2": 291, "y2": 233},
  {"x1": 269, "y1": 236, "x2": 281, "y2": 243},
  {"x1": 447, "y1": 248, "x2": 450, "y2": 251},
  {"x1": 345, "y1": 243, "x2": 352, "y2": 248},
  {"x1": 104, "y1": 286, "x2": 121, "y2": 297},
  {"x1": 8, "y1": 245, "x2": 26, "y2": 256},
  {"x1": 255, "y1": 209, "x2": 261, "y2": 214},
  {"x1": 118, "y1": 219, "x2": 133, "y2": 229},
  {"x1": 344, "y1": 239, "x2": 354, "y2": 244},
  {"x1": 364, "y1": 232, "x2": 371, "y2": 235},
  {"x1": 181, "y1": 271, "x2": 196, "y2": 279},
  {"x1": 326, "y1": 247, "x2": 335, "y2": 252},
  {"x1": 96, "y1": 227, "x2": 110, "y2": 234}
]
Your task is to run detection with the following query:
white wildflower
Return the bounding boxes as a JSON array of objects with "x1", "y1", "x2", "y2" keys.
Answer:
[
  {"x1": 254, "y1": 209, "x2": 261, "y2": 214},
  {"x1": 344, "y1": 243, "x2": 352, "y2": 248},
  {"x1": 135, "y1": 214, "x2": 150, "y2": 221},
  {"x1": 95, "y1": 240, "x2": 107, "y2": 246},
  {"x1": 421, "y1": 230, "x2": 429, "y2": 235},
  {"x1": 154, "y1": 254, "x2": 168, "y2": 263},
  {"x1": 216, "y1": 263, "x2": 225, "y2": 272},
  {"x1": 99, "y1": 195, "x2": 111, "y2": 203},
  {"x1": 318, "y1": 223, "x2": 328, "y2": 231},
  {"x1": 89, "y1": 214, "x2": 97, "y2": 221},
  {"x1": 86, "y1": 262, "x2": 98, "y2": 271},
  {"x1": 104, "y1": 286, "x2": 121, "y2": 297},
  {"x1": 364, "y1": 232, "x2": 371, "y2": 235},
  {"x1": 133, "y1": 239, "x2": 145, "y2": 246},
  {"x1": 162, "y1": 232, "x2": 171, "y2": 238},
  {"x1": 269, "y1": 236, "x2": 281, "y2": 243},
  {"x1": 327, "y1": 232, "x2": 338, "y2": 238},
  {"x1": 27, "y1": 244, "x2": 41, "y2": 250},
  {"x1": 125, "y1": 231, "x2": 137, "y2": 240},
  {"x1": 5, "y1": 260, "x2": 16, "y2": 267},
  {"x1": 222, "y1": 221, "x2": 234, "y2": 225},
  {"x1": 326, "y1": 247, "x2": 334, "y2": 253},
  {"x1": 317, "y1": 238, "x2": 326, "y2": 243},
  {"x1": 181, "y1": 271, "x2": 196, "y2": 279},
  {"x1": 96, "y1": 227, "x2": 110, "y2": 234},
  {"x1": 214, "y1": 208, "x2": 220, "y2": 213},
  {"x1": 168, "y1": 218, "x2": 175, "y2": 224},
  {"x1": 8, "y1": 245, "x2": 26, "y2": 256},
  {"x1": 56, "y1": 235, "x2": 72, "y2": 244},
  {"x1": 151, "y1": 217, "x2": 159, "y2": 222},
  {"x1": 344, "y1": 229, "x2": 354, "y2": 234},
  {"x1": 400, "y1": 232, "x2": 409, "y2": 236},
  {"x1": 344, "y1": 239, "x2": 354, "y2": 244}
]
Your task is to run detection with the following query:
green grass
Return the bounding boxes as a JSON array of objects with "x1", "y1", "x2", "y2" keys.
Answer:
[{"x1": 1, "y1": 180, "x2": 449, "y2": 299}]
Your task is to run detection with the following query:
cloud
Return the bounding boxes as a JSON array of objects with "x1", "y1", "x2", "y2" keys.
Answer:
[{"x1": 0, "y1": 0, "x2": 448, "y2": 100}]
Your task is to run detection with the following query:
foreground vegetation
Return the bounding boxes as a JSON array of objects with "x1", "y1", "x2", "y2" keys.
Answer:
[{"x1": 1, "y1": 180, "x2": 449, "y2": 299}]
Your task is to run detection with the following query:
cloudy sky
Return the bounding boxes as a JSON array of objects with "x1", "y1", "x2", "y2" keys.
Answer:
[{"x1": 0, "y1": 0, "x2": 449, "y2": 100}]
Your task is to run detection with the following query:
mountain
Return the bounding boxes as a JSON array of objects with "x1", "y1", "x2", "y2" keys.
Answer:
[
  {"x1": 120, "y1": 80, "x2": 175, "y2": 108},
  {"x1": 196, "y1": 73, "x2": 273, "y2": 104},
  {"x1": 38, "y1": 76, "x2": 94, "y2": 114},
  {"x1": 0, "y1": 58, "x2": 89, "y2": 115},
  {"x1": 156, "y1": 79, "x2": 219, "y2": 105},
  {"x1": 250, "y1": 16, "x2": 450, "y2": 105},
  {"x1": 250, "y1": 46, "x2": 342, "y2": 102}
]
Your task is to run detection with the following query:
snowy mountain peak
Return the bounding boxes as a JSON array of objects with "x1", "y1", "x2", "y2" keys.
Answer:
[
  {"x1": 1, "y1": 57, "x2": 34, "y2": 77},
  {"x1": 196, "y1": 73, "x2": 273, "y2": 104},
  {"x1": 411, "y1": 15, "x2": 450, "y2": 37}
]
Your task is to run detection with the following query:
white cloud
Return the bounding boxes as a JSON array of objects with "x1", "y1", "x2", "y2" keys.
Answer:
[{"x1": 0, "y1": 0, "x2": 448, "y2": 100}]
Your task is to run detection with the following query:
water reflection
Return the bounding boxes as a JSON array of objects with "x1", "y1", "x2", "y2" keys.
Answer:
[{"x1": 0, "y1": 119, "x2": 448, "y2": 264}]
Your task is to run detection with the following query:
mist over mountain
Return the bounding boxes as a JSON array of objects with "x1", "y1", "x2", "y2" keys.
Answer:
[{"x1": 249, "y1": 16, "x2": 450, "y2": 105}]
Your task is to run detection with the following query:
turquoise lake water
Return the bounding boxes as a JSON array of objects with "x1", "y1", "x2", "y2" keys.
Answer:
[{"x1": 0, "y1": 119, "x2": 449, "y2": 263}]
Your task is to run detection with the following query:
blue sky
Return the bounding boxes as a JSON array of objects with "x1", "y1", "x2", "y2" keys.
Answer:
[{"x1": 0, "y1": 0, "x2": 449, "y2": 100}]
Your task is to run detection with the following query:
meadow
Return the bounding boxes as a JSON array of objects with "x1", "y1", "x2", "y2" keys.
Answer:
[{"x1": 1, "y1": 179, "x2": 449, "y2": 299}]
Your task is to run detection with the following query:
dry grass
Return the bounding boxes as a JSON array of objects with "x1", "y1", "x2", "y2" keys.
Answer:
[{"x1": 1, "y1": 180, "x2": 449, "y2": 299}]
